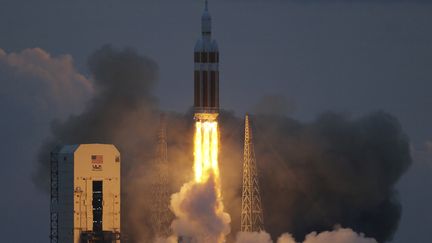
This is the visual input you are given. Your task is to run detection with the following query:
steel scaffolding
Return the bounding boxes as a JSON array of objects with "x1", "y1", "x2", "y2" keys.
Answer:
[
  {"x1": 241, "y1": 115, "x2": 264, "y2": 232},
  {"x1": 151, "y1": 114, "x2": 174, "y2": 238}
]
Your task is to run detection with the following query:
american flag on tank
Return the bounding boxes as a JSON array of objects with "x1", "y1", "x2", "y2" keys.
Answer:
[{"x1": 91, "y1": 155, "x2": 103, "y2": 170}]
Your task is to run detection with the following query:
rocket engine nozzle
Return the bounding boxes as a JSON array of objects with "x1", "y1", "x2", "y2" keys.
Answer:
[{"x1": 194, "y1": 112, "x2": 218, "y2": 122}]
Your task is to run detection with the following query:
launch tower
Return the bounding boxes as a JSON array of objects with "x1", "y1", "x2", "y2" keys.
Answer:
[
  {"x1": 50, "y1": 144, "x2": 121, "y2": 243},
  {"x1": 241, "y1": 115, "x2": 264, "y2": 232},
  {"x1": 151, "y1": 114, "x2": 173, "y2": 238},
  {"x1": 194, "y1": 0, "x2": 219, "y2": 121}
]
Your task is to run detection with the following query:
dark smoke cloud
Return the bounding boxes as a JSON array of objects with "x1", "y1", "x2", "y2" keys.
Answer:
[
  {"x1": 33, "y1": 45, "x2": 165, "y2": 242},
  {"x1": 252, "y1": 94, "x2": 296, "y2": 116},
  {"x1": 248, "y1": 112, "x2": 412, "y2": 242},
  {"x1": 33, "y1": 45, "x2": 201, "y2": 242},
  {"x1": 33, "y1": 45, "x2": 159, "y2": 189},
  {"x1": 33, "y1": 45, "x2": 411, "y2": 242}
]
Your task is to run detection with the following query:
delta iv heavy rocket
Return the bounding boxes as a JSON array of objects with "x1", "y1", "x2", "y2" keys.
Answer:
[{"x1": 194, "y1": 0, "x2": 219, "y2": 122}]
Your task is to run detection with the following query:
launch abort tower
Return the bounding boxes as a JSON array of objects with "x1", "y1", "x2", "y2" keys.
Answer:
[{"x1": 194, "y1": 0, "x2": 219, "y2": 121}]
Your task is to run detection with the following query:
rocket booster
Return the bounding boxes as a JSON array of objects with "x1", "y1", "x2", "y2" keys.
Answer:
[{"x1": 194, "y1": 0, "x2": 219, "y2": 121}]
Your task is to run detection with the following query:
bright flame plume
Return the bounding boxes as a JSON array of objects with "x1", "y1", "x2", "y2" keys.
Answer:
[
  {"x1": 194, "y1": 120, "x2": 220, "y2": 183},
  {"x1": 168, "y1": 115, "x2": 230, "y2": 243}
]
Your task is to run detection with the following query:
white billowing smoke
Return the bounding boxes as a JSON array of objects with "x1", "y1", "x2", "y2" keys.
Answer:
[
  {"x1": 235, "y1": 228, "x2": 377, "y2": 243},
  {"x1": 0, "y1": 47, "x2": 92, "y2": 118},
  {"x1": 235, "y1": 231, "x2": 273, "y2": 243},
  {"x1": 300, "y1": 228, "x2": 377, "y2": 243},
  {"x1": 167, "y1": 174, "x2": 231, "y2": 243},
  {"x1": 153, "y1": 236, "x2": 178, "y2": 243},
  {"x1": 276, "y1": 233, "x2": 296, "y2": 243}
]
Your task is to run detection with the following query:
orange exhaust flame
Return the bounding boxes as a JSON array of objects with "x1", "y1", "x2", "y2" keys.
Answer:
[{"x1": 194, "y1": 120, "x2": 219, "y2": 183}]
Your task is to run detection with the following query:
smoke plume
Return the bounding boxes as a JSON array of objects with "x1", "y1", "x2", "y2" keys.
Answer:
[
  {"x1": 298, "y1": 228, "x2": 377, "y2": 243},
  {"x1": 170, "y1": 175, "x2": 231, "y2": 242},
  {"x1": 235, "y1": 231, "x2": 273, "y2": 243},
  {"x1": 33, "y1": 45, "x2": 164, "y2": 242},
  {"x1": 0, "y1": 47, "x2": 91, "y2": 119},
  {"x1": 247, "y1": 113, "x2": 411, "y2": 242},
  {"x1": 252, "y1": 94, "x2": 295, "y2": 116},
  {"x1": 33, "y1": 45, "x2": 411, "y2": 242},
  {"x1": 235, "y1": 228, "x2": 377, "y2": 243}
]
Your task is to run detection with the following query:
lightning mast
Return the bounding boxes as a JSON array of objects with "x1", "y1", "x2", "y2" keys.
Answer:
[
  {"x1": 241, "y1": 114, "x2": 264, "y2": 232},
  {"x1": 151, "y1": 114, "x2": 173, "y2": 237}
]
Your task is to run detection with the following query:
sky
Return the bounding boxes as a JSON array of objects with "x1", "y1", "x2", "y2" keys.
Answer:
[{"x1": 0, "y1": 0, "x2": 431, "y2": 242}]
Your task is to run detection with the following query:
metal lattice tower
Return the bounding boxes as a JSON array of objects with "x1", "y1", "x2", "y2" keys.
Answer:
[
  {"x1": 151, "y1": 114, "x2": 173, "y2": 237},
  {"x1": 241, "y1": 114, "x2": 264, "y2": 232},
  {"x1": 50, "y1": 147, "x2": 60, "y2": 243}
]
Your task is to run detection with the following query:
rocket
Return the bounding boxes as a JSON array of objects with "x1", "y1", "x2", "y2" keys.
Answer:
[{"x1": 194, "y1": 0, "x2": 219, "y2": 121}]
